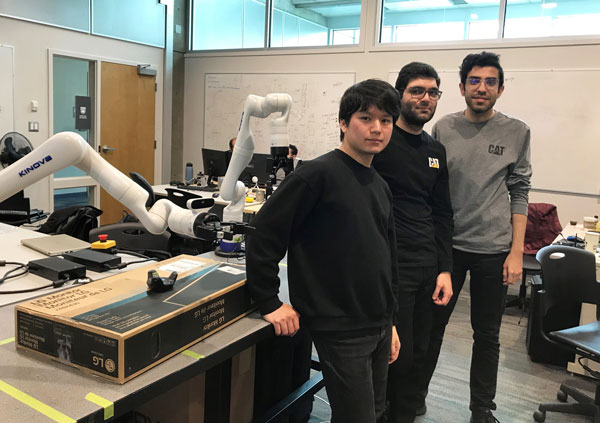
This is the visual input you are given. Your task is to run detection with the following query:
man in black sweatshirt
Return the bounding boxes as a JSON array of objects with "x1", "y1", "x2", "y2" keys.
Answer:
[
  {"x1": 246, "y1": 79, "x2": 402, "y2": 423},
  {"x1": 373, "y1": 62, "x2": 454, "y2": 423}
]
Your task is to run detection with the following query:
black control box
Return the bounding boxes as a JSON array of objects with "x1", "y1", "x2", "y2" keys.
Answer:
[
  {"x1": 28, "y1": 257, "x2": 86, "y2": 281},
  {"x1": 62, "y1": 249, "x2": 121, "y2": 272}
]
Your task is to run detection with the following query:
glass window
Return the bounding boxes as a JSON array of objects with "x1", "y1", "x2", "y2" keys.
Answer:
[
  {"x1": 394, "y1": 22, "x2": 465, "y2": 43},
  {"x1": 272, "y1": 7, "x2": 328, "y2": 47},
  {"x1": 53, "y1": 56, "x2": 93, "y2": 179},
  {"x1": 271, "y1": 0, "x2": 329, "y2": 47},
  {"x1": 190, "y1": 0, "x2": 361, "y2": 51},
  {"x1": 468, "y1": 20, "x2": 499, "y2": 40},
  {"x1": 380, "y1": 0, "x2": 501, "y2": 43},
  {"x1": 53, "y1": 187, "x2": 91, "y2": 210},
  {"x1": 331, "y1": 29, "x2": 360, "y2": 45},
  {"x1": 0, "y1": 0, "x2": 89, "y2": 32},
  {"x1": 191, "y1": 0, "x2": 266, "y2": 50},
  {"x1": 92, "y1": 0, "x2": 166, "y2": 47},
  {"x1": 504, "y1": 0, "x2": 600, "y2": 38}
]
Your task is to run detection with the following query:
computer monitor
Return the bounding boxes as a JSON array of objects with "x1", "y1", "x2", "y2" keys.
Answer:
[
  {"x1": 240, "y1": 153, "x2": 270, "y2": 186},
  {"x1": 202, "y1": 148, "x2": 230, "y2": 184}
]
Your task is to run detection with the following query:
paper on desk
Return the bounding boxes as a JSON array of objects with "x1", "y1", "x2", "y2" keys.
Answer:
[
  {"x1": 219, "y1": 265, "x2": 245, "y2": 275},
  {"x1": 159, "y1": 258, "x2": 211, "y2": 273}
]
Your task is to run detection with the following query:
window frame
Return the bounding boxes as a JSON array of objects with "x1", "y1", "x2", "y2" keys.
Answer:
[
  {"x1": 187, "y1": 0, "x2": 367, "y2": 56},
  {"x1": 187, "y1": 0, "x2": 600, "y2": 57},
  {"x1": 372, "y1": 0, "x2": 600, "y2": 52}
]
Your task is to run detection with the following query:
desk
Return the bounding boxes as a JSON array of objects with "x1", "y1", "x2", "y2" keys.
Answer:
[
  {"x1": 0, "y1": 223, "x2": 149, "y2": 307},
  {"x1": 0, "y1": 224, "x2": 277, "y2": 422},
  {"x1": 153, "y1": 184, "x2": 265, "y2": 215}
]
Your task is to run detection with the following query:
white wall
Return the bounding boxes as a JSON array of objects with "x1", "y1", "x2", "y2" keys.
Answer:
[
  {"x1": 0, "y1": 16, "x2": 164, "y2": 212},
  {"x1": 183, "y1": 1, "x2": 600, "y2": 227}
]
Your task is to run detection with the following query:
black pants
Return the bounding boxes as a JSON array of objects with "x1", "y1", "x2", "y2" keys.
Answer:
[
  {"x1": 312, "y1": 324, "x2": 392, "y2": 423},
  {"x1": 387, "y1": 266, "x2": 437, "y2": 423},
  {"x1": 417, "y1": 249, "x2": 508, "y2": 412}
]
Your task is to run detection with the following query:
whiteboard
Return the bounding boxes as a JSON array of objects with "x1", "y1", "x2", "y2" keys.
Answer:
[
  {"x1": 0, "y1": 45, "x2": 14, "y2": 136},
  {"x1": 389, "y1": 69, "x2": 600, "y2": 196},
  {"x1": 204, "y1": 72, "x2": 356, "y2": 159}
]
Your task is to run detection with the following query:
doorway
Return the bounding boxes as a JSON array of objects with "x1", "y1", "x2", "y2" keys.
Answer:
[
  {"x1": 99, "y1": 62, "x2": 156, "y2": 224},
  {"x1": 51, "y1": 55, "x2": 157, "y2": 226}
]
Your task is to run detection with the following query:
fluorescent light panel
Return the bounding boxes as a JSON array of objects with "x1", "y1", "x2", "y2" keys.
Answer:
[{"x1": 542, "y1": 2, "x2": 558, "y2": 9}]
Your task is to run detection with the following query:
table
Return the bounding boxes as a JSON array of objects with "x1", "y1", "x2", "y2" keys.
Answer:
[
  {"x1": 0, "y1": 223, "x2": 150, "y2": 307},
  {"x1": 0, "y1": 223, "x2": 277, "y2": 422}
]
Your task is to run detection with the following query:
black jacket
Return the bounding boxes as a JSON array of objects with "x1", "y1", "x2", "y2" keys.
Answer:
[{"x1": 246, "y1": 149, "x2": 399, "y2": 332}]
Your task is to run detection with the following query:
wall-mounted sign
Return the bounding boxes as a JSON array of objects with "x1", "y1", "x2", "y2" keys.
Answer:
[{"x1": 75, "y1": 96, "x2": 91, "y2": 130}]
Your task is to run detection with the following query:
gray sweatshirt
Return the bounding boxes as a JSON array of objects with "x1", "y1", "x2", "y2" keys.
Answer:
[{"x1": 432, "y1": 111, "x2": 531, "y2": 254}]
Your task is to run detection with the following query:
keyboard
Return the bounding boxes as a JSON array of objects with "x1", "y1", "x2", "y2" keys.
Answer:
[
  {"x1": 0, "y1": 208, "x2": 48, "y2": 224},
  {"x1": 176, "y1": 184, "x2": 219, "y2": 192}
]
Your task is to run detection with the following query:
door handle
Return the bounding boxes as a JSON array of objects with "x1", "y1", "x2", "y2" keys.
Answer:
[{"x1": 102, "y1": 145, "x2": 116, "y2": 153}]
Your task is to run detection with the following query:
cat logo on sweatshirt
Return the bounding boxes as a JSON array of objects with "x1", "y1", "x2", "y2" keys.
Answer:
[
  {"x1": 428, "y1": 157, "x2": 439, "y2": 169},
  {"x1": 488, "y1": 145, "x2": 505, "y2": 156}
]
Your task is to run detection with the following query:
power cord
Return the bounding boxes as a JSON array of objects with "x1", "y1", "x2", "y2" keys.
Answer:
[
  {"x1": 103, "y1": 250, "x2": 157, "y2": 271},
  {"x1": 578, "y1": 356, "x2": 600, "y2": 379},
  {"x1": 0, "y1": 275, "x2": 70, "y2": 294},
  {"x1": 103, "y1": 258, "x2": 156, "y2": 271},
  {"x1": 0, "y1": 260, "x2": 29, "y2": 285},
  {"x1": 114, "y1": 249, "x2": 153, "y2": 259}
]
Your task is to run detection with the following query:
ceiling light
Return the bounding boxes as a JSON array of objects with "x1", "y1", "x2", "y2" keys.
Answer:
[
  {"x1": 384, "y1": 0, "x2": 452, "y2": 12},
  {"x1": 464, "y1": 0, "x2": 498, "y2": 4},
  {"x1": 542, "y1": 2, "x2": 558, "y2": 9}
]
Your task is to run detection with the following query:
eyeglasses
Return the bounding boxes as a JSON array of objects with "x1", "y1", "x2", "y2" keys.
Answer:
[
  {"x1": 405, "y1": 87, "x2": 442, "y2": 100},
  {"x1": 467, "y1": 77, "x2": 499, "y2": 87}
]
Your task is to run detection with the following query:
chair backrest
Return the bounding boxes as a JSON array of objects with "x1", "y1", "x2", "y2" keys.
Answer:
[
  {"x1": 129, "y1": 171, "x2": 155, "y2": 207},
  {"x1": 536, "y1": 245, "x2": 600, "y2": 317}
]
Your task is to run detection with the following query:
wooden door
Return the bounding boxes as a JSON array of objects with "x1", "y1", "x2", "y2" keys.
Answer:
[{"x1": 100, "y1": 62, "x2": 155, "y2": 224}]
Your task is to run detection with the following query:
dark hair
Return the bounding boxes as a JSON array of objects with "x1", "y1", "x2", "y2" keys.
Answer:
[
  {"x1": 228, "y1": 137, "x2": 236, "y2": 151},
  {"x1": 459, "y1": 51, "x2": 504, "y2": 87},
  {"x1": 395, "y1": 62, "x2": 440, "y2": 92},
  {"x1": 338, "y1": 79, "x2": 400, "y2": 141},
  {"x1": 289, "y1": 144, "x2": 298, "y2": 156}
]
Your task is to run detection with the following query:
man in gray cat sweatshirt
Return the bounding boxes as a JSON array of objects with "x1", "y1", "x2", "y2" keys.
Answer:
[{"x1": 419, "y1": 52, "x2": 532, "y2": 423}]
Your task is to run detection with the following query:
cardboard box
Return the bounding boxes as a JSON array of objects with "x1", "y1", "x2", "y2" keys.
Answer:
[{"x1": 15, "y1": 255, "x2": 253, "y2": 383}]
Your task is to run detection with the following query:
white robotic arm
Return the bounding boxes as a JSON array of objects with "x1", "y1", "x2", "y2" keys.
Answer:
[
  {"x1": 220, "y1": 93, "x2": 292, "y2": 222},
  {"x1": 0, "y1": 132, "x2": 203, "y2": 238}
]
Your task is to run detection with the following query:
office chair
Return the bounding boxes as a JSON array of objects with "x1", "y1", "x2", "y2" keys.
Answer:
[{"x1": 533, "y1": 245, "x2": 600, "y2": 422}]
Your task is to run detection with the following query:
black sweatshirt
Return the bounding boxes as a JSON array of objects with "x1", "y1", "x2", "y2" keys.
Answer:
[
  {"x1": 373, "y1": 125, "x2": 453, "y2": 272},
  {"x1": 246, "y1": 149, "x2": 399, "y2": 332}
]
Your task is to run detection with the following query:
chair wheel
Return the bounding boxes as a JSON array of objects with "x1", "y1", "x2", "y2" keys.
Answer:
[
  {"x1": 533, "y1": 409, "x2": 546, "y2": 422},
  {"x1": 557, "y1": 389, "x2": 568, "y2": 402}
]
